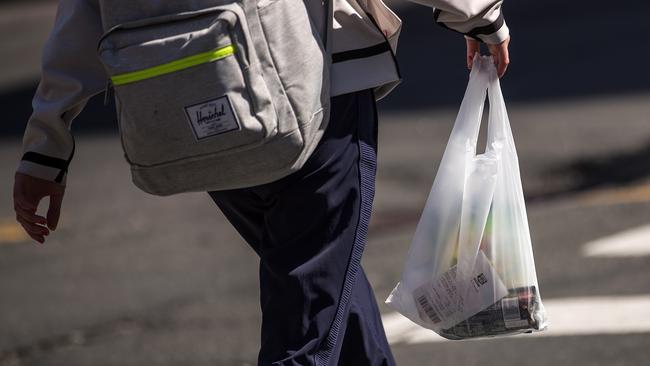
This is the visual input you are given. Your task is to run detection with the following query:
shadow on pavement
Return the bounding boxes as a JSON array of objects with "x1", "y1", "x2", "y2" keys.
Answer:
[{"x1": 527, "y1": 141, "x2": 650, "y2": 203}]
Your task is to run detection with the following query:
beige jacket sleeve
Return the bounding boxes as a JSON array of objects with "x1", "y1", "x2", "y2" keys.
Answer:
[
  {"x1": 407, "y1": 0, "x2": 509, "y2": 44},
  {"x1": 15, "y1": 0, "x2": 106, "y2": 185}
]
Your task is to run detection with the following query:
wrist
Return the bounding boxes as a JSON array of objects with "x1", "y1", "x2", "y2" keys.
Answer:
[{"x1": 478, "y1": 22, "x2": 510, "y2": 45}]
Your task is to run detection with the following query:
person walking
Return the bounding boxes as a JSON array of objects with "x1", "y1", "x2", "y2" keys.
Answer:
[{"x1": 13, "y1": 0, "x2": 510, "y2": 365}]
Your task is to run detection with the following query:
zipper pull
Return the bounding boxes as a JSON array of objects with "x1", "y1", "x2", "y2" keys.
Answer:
[{"x1": 103, "y1": 79, "x2": 113, "y2": 106}]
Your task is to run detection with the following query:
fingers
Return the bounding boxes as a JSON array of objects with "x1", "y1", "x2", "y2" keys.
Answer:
[
  {"x1": 487, "y1": 36, "x2": 510, "y2": 78},
  {"x1": 47, "y1": 192, "x2": 64, "y2": 231},
  {"x1": 14, "y1": 188, "x2": 46, "y2": 244},
  {"x1": 496, "y1": 40, "x2": 510, "y2": 78},
  {"x1": 466, "y1": 38, "x2": 481, "y2": 69},
  {"x1": 16, "y1": 215, "x2": 49, "y2": 237},
  {"x1": 13, "y1": 172, "x2": 66, "y2": 244},
  {"x1": 16, "y1": 215, "x2": 48, "y2": 244},
  {"x1": 14, "y1": 204, "x2": 47, "y2": 226},
  {"x1": 14, "y1": 201, "x2": 50, "y2": 244}
]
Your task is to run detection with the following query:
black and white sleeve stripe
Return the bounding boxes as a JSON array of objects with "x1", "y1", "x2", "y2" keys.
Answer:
[
  {"x1": 20, "y1": 137, "x2": 75, "y2": 184},
  {"x1": 433, "y1": 8, "x2": 507, "y2": 44}
]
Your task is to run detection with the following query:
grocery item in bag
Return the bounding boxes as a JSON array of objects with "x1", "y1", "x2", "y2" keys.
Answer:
[{"x1": 385, "y1": 54, "x2": 548, "y2": 340}]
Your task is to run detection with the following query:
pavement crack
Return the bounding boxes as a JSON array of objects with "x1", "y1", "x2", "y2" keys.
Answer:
[{"x1": 0, "y1": 294, "x2": 204, "y2": 365}]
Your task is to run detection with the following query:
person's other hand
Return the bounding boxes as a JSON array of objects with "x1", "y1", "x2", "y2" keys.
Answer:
[
  {"x1": 466, "y1": 36, "x2": 511, "y2": 78},
  {"x1": 13, "y1": 171, "x2": 66, "y2": 244}
]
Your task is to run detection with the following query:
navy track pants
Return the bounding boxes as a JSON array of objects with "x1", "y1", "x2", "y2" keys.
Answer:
[{"x1": 207, "y1": 89, "x2": 396, "y2": 366}]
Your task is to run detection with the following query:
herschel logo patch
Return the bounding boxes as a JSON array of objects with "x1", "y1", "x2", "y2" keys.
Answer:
[{"x1": 184, "y1": 95, "x2": 240, "y2": 140}]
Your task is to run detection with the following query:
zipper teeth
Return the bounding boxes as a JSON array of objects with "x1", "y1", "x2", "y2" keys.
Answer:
[
  {"x1": 111, "y1": 44, "x2": 236, "y2": 86},
  {"x1": 103, "y1": 79, "x2": 113, "y2": 106}
]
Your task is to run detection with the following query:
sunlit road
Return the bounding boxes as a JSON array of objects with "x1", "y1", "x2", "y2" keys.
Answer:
[{"x1": 1, "y1": 1, "x2": 650, "y2": 365}]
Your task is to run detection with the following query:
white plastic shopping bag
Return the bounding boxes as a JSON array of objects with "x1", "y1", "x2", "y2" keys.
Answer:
[{"x1": 385, "y1": 55, "x2": 548, "y2": 340}]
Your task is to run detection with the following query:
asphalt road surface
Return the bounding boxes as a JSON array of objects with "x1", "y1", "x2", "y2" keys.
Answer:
[{"x1": 1, "y1": 1, "x2": 650, "y2": 366}]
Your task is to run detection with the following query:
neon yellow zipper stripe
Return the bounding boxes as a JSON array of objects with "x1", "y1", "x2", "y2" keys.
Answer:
[{"x1": 111, "y1": 44, "x2": 236, "y2": 86}]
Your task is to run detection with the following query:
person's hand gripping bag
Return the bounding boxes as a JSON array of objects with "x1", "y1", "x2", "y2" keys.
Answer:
[{"x1": 385, "y1": 55, "x2": 549, "y2": 340}]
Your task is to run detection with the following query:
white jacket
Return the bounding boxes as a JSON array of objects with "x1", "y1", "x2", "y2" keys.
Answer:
[{"x1": 16, "y1": 0, "x2": 509, "y2": 185}]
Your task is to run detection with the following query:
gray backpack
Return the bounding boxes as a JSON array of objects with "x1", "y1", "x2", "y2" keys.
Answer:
[{"x1": 97, "y1": 0, "x2": 331, "y2": 196}]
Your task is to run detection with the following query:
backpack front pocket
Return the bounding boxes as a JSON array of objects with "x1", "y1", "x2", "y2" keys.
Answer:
[{"x1": 99, "y1": 5, "x2": 277, "y2": 167}]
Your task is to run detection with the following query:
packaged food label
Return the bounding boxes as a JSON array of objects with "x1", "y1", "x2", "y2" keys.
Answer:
[
  {"x1": 501, "y1": 296, "x2": 531, "y2": 329},
  {"x1": 413, "y1": 250, "x2": 508, "y2": 329}
]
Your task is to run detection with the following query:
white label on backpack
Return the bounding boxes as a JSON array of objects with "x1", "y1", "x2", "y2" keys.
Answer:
[
  {"x1": 184, "y1": 95, "x2": 240, "y2": 140},
  {"x1": 413, "y1": 251, "x2": 508, "y2": 330}
]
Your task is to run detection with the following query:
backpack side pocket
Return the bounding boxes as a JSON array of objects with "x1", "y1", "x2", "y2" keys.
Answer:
[
  {"x1": 256, "y1": 0, "x2": 328, "y2": 138},
  {"x1": 98, "y1": 5, "x2": 277, "y2": 167}
]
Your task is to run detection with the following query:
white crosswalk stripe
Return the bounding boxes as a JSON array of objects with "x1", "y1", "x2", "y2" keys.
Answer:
[
  {"x1": 582, "y1": 224, "x2": 650, "y2": 257},
  {"x1": 383, "y1": 295, "x2": 650, "y2": 344}
]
